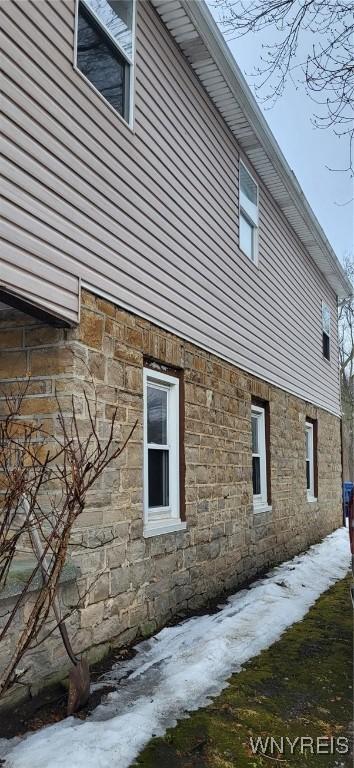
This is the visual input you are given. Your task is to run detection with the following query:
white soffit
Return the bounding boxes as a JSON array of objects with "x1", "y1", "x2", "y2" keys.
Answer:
[{"x1": 151, "y1": 0, "x2": 351, "y2": 299}]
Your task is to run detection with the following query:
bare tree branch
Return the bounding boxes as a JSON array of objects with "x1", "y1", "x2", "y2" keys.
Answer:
[{"x1": 213, "y1": 0, "x2": 354, "y2": 172}]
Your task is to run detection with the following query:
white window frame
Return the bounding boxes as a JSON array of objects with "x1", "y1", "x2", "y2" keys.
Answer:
[
  {"x1": 143, "y1": 368, "x2": 185, "y2": 537},
  {"x1": 239, "y1": 160, "x2": 259, "y2": 264},
  {"x1": 305, "y1": 421, "x2": 316, "y2": 502},
  {"x1": 73, "y1": 0, "x2": 136, "y2": 129},
  {"x1": 251, "y1": 405, "x2": 269, "y2": 512},
  {"x1": 321, "y1": 301, "x2": 331, "y2": 361}
]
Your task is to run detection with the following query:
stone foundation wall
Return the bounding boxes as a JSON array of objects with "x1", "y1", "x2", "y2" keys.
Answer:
[{"x1": 0, "y1": 290, "x2": 342, "y2": 702}]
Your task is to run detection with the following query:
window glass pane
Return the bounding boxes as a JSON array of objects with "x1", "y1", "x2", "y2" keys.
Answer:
[
  {"x1": 147, "y1": 386, "x2": 167, "y2": 444},
  {"x1": 251, "y1": 415, "x2": 258, "y2": 453},
  {"x1": 306, "y1": 459, "x2": 311, "y2": 490},
  {"x1": 85, "y1": 0, "x2": 133, "y2": 58},
  {"x1": 240, "y1": 164, "x2": 258, "y2": 206},
  {"x1": 240, "y1": 213, "x2": 254, "y2": 260},
  {"x1": 322, "y1": 303, "x2": 331, "y2": 335},
  {"x1": 305, "y1": 429, "x2": 310, "y2": 460},
  {"x1": 323, "y1": 332, "x2": 330, "y2": 360},
  {"x1": 77, "y1": 3, "x2": 126, "y2": 115},
  {"x1": 252, "y1": 456, "x2": 261, "y2": 495},
  {"x1": 148, "y1": 449, "x2": 169, "y2": 508}
]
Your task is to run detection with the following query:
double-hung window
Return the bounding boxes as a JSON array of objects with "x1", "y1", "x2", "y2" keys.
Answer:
[
  {"x1": 322, "y1": 302, "x2": 331, "y2": 361},
  {"x1": 305, "y1": 420, "x2": 317, "y2": 501},
  {"x1": 251, "y1": 403, "x2": 269, "y2": 511},
  {"x1": 75, "y1": 0, "x2": 135, "y2": 124},
  {"x1": 143, "y1": 368, "x2": 185, "y2": 537},
  {"x1": 239, "y1": 161, "x2": 259, "y2": 263}
]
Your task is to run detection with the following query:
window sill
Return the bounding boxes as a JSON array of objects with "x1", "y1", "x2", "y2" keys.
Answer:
[
  {"x1": 253, "y1": 504, "x2": 272, "y2": 515},
  {"x1": 307, "y1": 495, "x2": 318, "y2": 503},
  {"x1": 143, "y1": 521, "x2": 187, "y2": 538}
]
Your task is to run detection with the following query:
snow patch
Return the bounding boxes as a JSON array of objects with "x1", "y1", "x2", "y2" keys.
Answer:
[{"x1": 0, "y1": 526, "x2": 349, "y2": 768}]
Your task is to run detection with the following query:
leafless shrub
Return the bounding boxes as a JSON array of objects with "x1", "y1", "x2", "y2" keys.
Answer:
[{"x1": 0, "y1": 381, "x2": 136, "y2": 698}]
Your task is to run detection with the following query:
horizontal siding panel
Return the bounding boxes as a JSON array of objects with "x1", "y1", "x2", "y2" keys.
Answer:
[
  {"x1": 14, "y1": 0, "x2": 238, "y2": 186},
  {"x1": 0, "y1": 114, "x2": 241, "y2": 294},
  {"x1": 0, "y1": 0, "x2": 340, "y2": 414},
  {"x1": 1, "y1": 149, "x2": 335, "y2": 380},
  {"x1": 31, "y1": 0, "x2": 74, "y2": 42},
  {"x1": 6, "y1": 2, "x2": 239, "y2": 216},
  {"x1": 1, "y1": 87, "x2": 329, "y2": 339},
  {"x1": 1, "y1": 48, "x2": 239, "y2": 264},
  {"x1": 0, "y1": 240, "x2": 79, "y2": 324}
]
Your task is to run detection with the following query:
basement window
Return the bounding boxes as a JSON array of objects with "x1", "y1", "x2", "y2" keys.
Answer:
[
  {"x1": 251, "y1": 403, "x2": 270, "y2": 511},
  {"x1": 239, "y1": 161, "x2": 259, "y2": 263},
  {"x1": 143, "y1": 368, "x2": 186, "y2": 537},
  {"x1": 75, "y1": 0, "x2": 135, "y2": 124},
  {"x1": 322, "y1": 302, "x2": 331, "y2": 361}
]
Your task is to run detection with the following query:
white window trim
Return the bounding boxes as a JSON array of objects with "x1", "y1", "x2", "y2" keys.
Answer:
[
  {"x1": 143, "y1": 368, "x2": 184, "y2": 537},
  {"x1": 251, "y1": 405, "x2": 268, "y2": 512},
  {"x1": 73, "y1": 0, "x2": 136, "y2": 130},
  {"x1": 305, "y1": 421, "x2": 317, "y2": 502},
  {"x1": 239, "y1": 160, "x2": 259, "y2": 264}
]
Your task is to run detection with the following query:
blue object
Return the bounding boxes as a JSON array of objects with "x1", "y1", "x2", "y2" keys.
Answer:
[{"x1": 343, "y1": 481, "x2": 354, "y2": 517}]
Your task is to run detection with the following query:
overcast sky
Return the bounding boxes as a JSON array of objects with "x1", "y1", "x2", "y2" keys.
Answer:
[{"x1": 209, "y1": 5, "x2": 354, "y2": 265}]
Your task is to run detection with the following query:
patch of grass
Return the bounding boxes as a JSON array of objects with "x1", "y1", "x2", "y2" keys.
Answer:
[{"x1": 135, "y1": 576, "x2": 353, "y2": 768}]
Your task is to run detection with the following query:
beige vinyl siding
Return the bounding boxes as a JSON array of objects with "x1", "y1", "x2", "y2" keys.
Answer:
[
  {"x1": 0, "y1": 0, "x2": 339, "y2": 414},
  {"x1": 0, "y1": 241, "x2": 79, "y2": 324}
]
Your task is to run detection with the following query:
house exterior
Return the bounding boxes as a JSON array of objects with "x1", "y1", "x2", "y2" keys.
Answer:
[{"x1": 0, "y1": 0, "x2": 350, "y2": 696}]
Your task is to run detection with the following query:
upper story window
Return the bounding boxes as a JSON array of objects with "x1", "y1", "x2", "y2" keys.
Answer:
[
  {"x1": 322, "y1": 301, "x2": 331, "y2": 361},
  {"x1": 75, "y1": 0, "x2": 135, "y2": 125},
  {"x1": 305, "y1": 419, "x2": 317, "y2": 501},
  {"x1": 239, "y1": 161, "x2": 259, "y2": 263},
  {"x1": 251, "y1": 402, "x2": 270, "y2": 511},
  {"x1": 143, "y1": 367, "x2": 186, "y2": 537}
]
